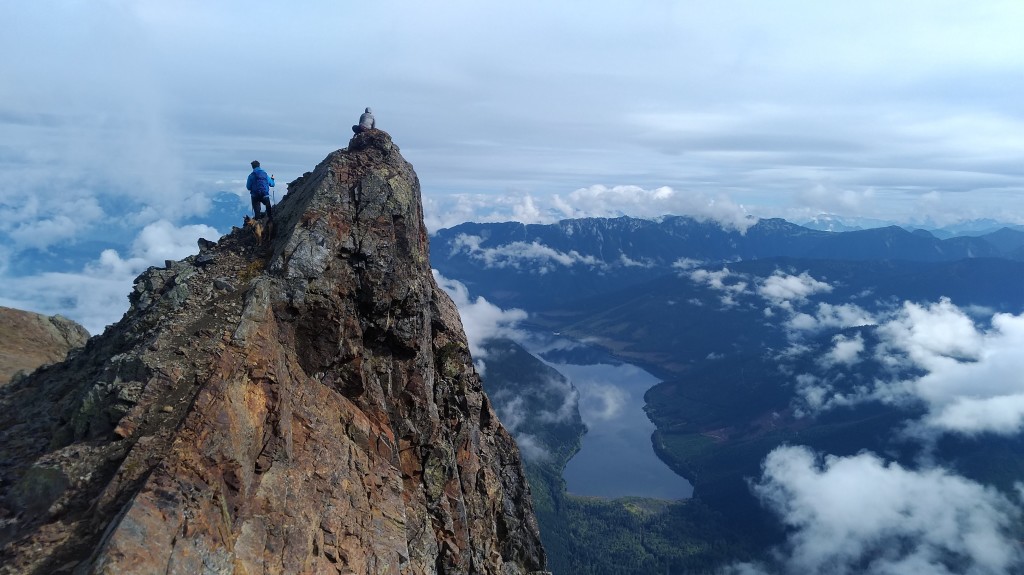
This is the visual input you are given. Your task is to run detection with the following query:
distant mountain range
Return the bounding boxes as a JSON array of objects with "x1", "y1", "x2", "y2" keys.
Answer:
[
  {"x1": 432, "y1": 215, "x2": 1024, "y2": 312},
  {"x1": 799, "y1": 213, "x2": 1024, "y2": 238}
]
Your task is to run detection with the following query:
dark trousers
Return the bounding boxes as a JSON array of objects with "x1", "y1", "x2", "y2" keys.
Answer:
[
  {"x1": 352, "y1": 125, "x2": 370, "y2": 134},
  {"x1": 251, "y1": 195, "x2": 272, "y2": 219}
]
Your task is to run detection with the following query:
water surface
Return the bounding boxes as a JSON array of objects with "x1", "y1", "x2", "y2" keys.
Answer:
[{"x1": 549, "y1": 359, "x2": 693, "y2": 500}]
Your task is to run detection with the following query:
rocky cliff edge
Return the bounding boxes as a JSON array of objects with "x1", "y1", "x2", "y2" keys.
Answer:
[{"x1": 0, "y1": 130, "x2": 548, "y2": 575}]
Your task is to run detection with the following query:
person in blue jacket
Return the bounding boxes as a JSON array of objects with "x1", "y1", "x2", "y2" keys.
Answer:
[{"x1": 246, "y1": 160, "x2": 275, "y2": 219}]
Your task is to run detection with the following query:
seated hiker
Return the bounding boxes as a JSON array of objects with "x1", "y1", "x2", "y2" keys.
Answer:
[
  {"x1": 246, "y1": 160, "x2": 275, "y2": 219},
  {"x1": 351, "y1": 107, "x2": 376, "y2": 134}
]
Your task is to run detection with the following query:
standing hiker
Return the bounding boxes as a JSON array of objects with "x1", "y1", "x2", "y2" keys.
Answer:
[
  {"x1": 352, "y1": 107, "x2": 376, "y2": 134},
  {"x1": 246, "y1": 160, "x2": 275, "y2": 219}
]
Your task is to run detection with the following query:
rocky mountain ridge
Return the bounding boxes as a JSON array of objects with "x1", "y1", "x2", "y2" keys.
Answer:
[
  {"x1": 0, "y1": 130, "x2": 547, "y2": 574},
  {"x1": 0, "y1": 307, "x2": 89, "y2": 386}
]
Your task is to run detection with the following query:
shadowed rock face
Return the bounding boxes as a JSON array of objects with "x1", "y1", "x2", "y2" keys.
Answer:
[
  {"x1": 0, "y1": 130, "x2": 548, "y2": 575},
  {"x1": 0, "y1": 307, "x2": 89, "y2": 386}
]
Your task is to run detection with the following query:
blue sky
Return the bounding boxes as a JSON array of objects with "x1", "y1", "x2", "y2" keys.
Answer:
[{"x1": 3, "y1": 0, "x2": 1024, "y2": 332}]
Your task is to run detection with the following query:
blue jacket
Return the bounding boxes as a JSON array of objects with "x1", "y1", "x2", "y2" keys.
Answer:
[{"x1": 246, "y1": 168, "x2": 275, "y2": 197}]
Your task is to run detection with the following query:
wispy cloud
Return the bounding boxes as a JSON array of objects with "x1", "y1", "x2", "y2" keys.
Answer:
[
  {"x1": 448, "y1": 234, "x2": 603, "y2": 272},
  {"x1": 513, "y1": 433, "x2": 551, "y2": 462},
  {"x1": 432, "y1": 271, "x2": 528, "y2": 358},
  {"x1": 688, "y1": 267, "x2": 751, "y2": 307},
  {"x1": 575, "y1": 379, "x2": 629, "y2": 423},
  {"x1": 686, "y1": 268, "x2": 845, "y2": 314},
  {"x1": 786, "y1": 302, "x2": 877, "y2": 334}
]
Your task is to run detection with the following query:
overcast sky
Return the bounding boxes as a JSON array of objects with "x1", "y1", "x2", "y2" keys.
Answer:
[{"x1": 4, "y1": 0, "x2": 1024, "y2": 329}]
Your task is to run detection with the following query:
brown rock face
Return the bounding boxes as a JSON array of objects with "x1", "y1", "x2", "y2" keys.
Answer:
[
  {"x1": 0, "y1": 307, "x2": 89, "y2": 386},
  {"x1": 0, "y1": 130, "x2": 548, "y2": 574}
]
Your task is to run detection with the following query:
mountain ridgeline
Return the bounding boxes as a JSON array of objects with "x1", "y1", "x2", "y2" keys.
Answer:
[
  {"x1": 0, "y1": 131, "x2": 548, "y2": 575},
  {"x1": 438, "y1": 215, "x2": 1024, "y2": 264}
]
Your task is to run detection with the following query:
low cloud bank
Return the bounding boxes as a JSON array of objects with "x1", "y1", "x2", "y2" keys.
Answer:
[
  {"x1": 433, "y1": 271, "x2": 581, "y2": 464},
  {"x1": 424, "y1": 185, "x2": 757, "y2": 234},
  {"x1": 0, "y1": 220, "x2": 218, "y2": 334},
  {"x1": 728, "y1": 446, "x2": 1023, "y2": 575},
  {"x1": 449, "y1": 234, "x2": 602, "y2": 272},
  {"x1": 432, "y1": 271, "x2": 527, "y2": 359}
]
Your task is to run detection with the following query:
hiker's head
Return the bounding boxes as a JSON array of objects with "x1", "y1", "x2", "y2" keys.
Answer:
[
  {"x1": 251, "y1": 160, "x2": 260, "y2": 168},
  {"x1": 365, "y1": 107, "x2": 372, "y2": 114}
]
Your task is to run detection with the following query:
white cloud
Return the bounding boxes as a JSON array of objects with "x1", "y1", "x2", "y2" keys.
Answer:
[
  {"x1": 574, "y1": 379, "x2": 628, "y2": 423},
  {"x1": 877, "y1": 298, "x2": 985, "y2": 366},
  {"x1": 672, "y1": 257, "x2": 703, "y2": 270},
  {"x1": 791, "y1": 298, "x2": 1024, "y2": 439},
  {"x1": 551, "y1": 185, "x2": 756, "y2": 233},
  {"x1": 432, "y1": 270, "x2": 528, "y2": 357},
  {"x1": 513, "y1": 433, "x2": 551, "y2": 462},
  {"x1": 819, "y1": 333, "x2": 865, "y2": 368},
  {"x1": 423, "y1": 193, "x2": 552, "y2": 232},
  {"x1": 618, "y1": 253, "x2": 654, "y2": 268},
  {"x1": 758, "y1": 271, "x2": 833, "y2": 305},
  {"x1": 490, "y1": 371, "x2": 579, "y2": 434},
  {"x1": 0, "y1": 220, "x2": 219, "y2": 335},
  {"x1": 448, "y1": 234, "x2": 603, "y2": 272},
  {"x1": 495, "y1": 395, "x2": 528, "y2": 433},
  {"x1": 875, "y1": 299, "x2": 1024, "y2": 437},
  {"x1": 423, "y1": 184, "x2": 757, "y2": 235},
  {"x1": 729, "y1": 445, "x2": 1024, "y2": 575},
  {"x1": 795, "y1": 183, "x2": 877, "y2": 215},
  {"x1": 688, "y1": 267, "x2": 751, "y2": 305},
  {"x1": 786, "y1": 302, "x2": 877, "y2": 333},
  {"x1": 535, "y1": 374, "x2": 580, "y2": 426},
  {"x1": 1, "y1": 195, "x2": 106, "y2": 251}
]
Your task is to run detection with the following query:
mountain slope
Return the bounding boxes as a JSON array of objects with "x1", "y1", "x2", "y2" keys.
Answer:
[
  {"x1": 0, "y1": 131, "x2": 547, "y2": 575},
  {"x1": 0, "y1": 307, "x2": 89, "y2": 386}
]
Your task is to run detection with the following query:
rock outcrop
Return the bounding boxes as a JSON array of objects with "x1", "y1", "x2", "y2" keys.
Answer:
[
  {"x1": 0, "y1": 130, "x2": 548, "y2": 574},
  {"x1": 0, "y1": 307, "x2": 89, "y2": 386}
]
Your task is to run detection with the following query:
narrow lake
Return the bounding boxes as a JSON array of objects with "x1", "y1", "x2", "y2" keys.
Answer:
[{"x1": 542, "y1": 352, "x2": 693, "y2": 500}]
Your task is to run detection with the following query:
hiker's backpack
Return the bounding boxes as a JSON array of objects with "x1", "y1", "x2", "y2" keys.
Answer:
[{"x1": 251, "y1": 170, "x2": 270, "y2": 195}]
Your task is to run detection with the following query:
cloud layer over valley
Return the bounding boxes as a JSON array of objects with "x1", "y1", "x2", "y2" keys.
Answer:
[{"x1": 669, "y1": 263, "x2": 1024, "y2": 573}]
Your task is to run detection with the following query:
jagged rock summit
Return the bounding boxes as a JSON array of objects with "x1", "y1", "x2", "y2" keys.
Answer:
[{"x1": 0, "y1": 130, "x2": 548, "y2": 574}]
